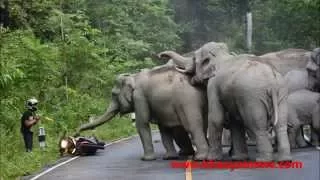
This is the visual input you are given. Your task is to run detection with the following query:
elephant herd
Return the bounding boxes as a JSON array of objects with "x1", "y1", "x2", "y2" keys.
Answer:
[{"x1": 76, "y1": 42, "x2": 320, "y2": 162}]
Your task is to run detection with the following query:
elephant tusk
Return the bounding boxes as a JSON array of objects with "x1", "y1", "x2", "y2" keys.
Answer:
[{"x1": 175, "y1": 65, "x2": 188, "y2": 73}]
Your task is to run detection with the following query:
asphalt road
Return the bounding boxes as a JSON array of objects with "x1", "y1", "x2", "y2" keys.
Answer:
[{"x1": 27, "y1": 132, "x2": 319, "y2": 180}]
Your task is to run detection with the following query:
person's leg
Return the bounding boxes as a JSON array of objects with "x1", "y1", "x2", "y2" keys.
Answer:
[
  {"x1": 22, "y1": 132, "x2": 29, "y2": 152},
  {"x1": 25, "y1": 131, "x2": 33, "y2": 152}
]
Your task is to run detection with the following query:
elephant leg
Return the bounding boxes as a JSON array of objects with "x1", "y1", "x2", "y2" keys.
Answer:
[
  {"x1": 246, "y1": 129, "x2": 256, "y2": 145},
  {"x1": 274, "y1": 99, "x2": 292, "y2": 161},
  {"x1": 287, "y1": 107, "x2": 300, "y2": 149},
  {"x1": 311, "y1": 128, "x2": 320, "y2": 147},
  {"x1": 182, "y1": 109, "x2": 208, "y2": 161},
  {"x1": 158, "y1": 125, "x2": 178, "y2": 160},
  {"x1": 224, "y1": 127, "x2": 234, "y2": 156},
  {"x1": 223, "y1": 121, "x2": 233, "y2": 156},
  {"x1": 222, "y1": 128, "x2": 231, "y2": 146},
  {"x1": 134, "y1": 91, "x2": 156, "y2": 161},
  {"x1": 288, "y1": 126, "x2": 300, "y2": 149},
  {"x1": 171, "y1": 126, "x2": 195, "y2": 157},
  {"x1": 207, "y1": 87, "x2": 224, "y2": 160},
  {"x1": 228, "y1": 145, "x2": 234, "y2": 157},
  {"x1": 230, "y1": 122, "x2": 249, "y2": 161},
  {"x1": 255, "y1": 130, "x2": 273, "y2": 161},
  {"x1": 241, "y1": 101, "x2": 273, "y2": 161},
  {"x1": 311, "y1": 107, "x2": 320, "y2": 148},
  {"x1": 296, "y1": 126, "x2": 308, "y2": 147}
]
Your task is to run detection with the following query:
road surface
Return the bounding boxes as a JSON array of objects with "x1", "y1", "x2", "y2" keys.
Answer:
[{"x1": 25, "y1": 132, "x2": 319, "y2": 180}]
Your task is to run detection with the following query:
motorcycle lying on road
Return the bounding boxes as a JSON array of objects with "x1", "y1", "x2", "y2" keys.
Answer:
[{"x1": 59, "y1": 132, "x2": 105, "y2": 156}]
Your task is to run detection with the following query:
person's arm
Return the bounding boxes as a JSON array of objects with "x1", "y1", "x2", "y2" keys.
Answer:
[{"x1": 24, "y1": 116, "x2": 39, "y2": 127}]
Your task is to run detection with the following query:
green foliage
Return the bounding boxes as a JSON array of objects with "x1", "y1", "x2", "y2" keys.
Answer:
[
  {"x1": 87, "y1": 0, "x2": 182, "y2": 60},
  {"x1": 171, "y1": 0, "x2": 319, "y2": 53},
  {"x1": 0, "y1": 0, "x2": 178, "y2": 179},
  {"x1": 250, "y1": 0, "x2": 320, "y2": 54}
]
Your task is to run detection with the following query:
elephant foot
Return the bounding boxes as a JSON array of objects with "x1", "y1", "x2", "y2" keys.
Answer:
[
  {"x1": 231, "y1": 153, "x2": 249, "y2": 161},
  {"x1": 256, "y1": 153, "x2": 273, "y2": 162},
  {"x1": 297, "y1": 140, "x2": 308, "y2": 148},
  {"x1": 256, "y1": 157, "x2": 273, "y2": 162},
  {"x1": 290, "y1": 143, "x2": 298, "y2": 149},
  {"x1": 277, "y1": 153, "x2": 292, "y2": 162},
  {"x1": 207, "y1": 152, "x2": 223, "y2": 161},
  {"x1": 163, "y1": 152, "x2": 179, "y2": 160},
  {"x1": 193, "y1": 152, "x2": 208, "y2": 161},
  {"x1": 141, "y1": 154, "x2": 157, "y2": 161}
]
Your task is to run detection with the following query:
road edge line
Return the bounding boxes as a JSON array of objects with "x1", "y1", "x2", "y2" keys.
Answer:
[
  {"x1": 28, "y1": 133, "x2": 145, "y2": 180},
  {"x1": 29, "y1": 156, "x2": 80, "y2": 180}
]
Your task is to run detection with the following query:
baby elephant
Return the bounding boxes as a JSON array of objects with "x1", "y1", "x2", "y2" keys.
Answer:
[{"x1": 287, "y1": 89, "x2": 320, "y2": 149}]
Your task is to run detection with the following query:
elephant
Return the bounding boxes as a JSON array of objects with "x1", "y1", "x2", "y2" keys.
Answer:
[
  {"x1": 76, "y1": 63, "x2": 209, "y2": 161},
  {"x1": 281, "y1": 47, "x2": 320, "y2": 94},
  {"x1": 226, "y1": 49, "x2": 317, "y2": 147},
  {"x1": 158, "y1": 41, "x2": 292, "y2": 162},
  {"x1": 257, "y1": 48, "x2": 311, "y2": 76},
  {"x1": 306, "y1": 48, "x2": 320, "y2": 92},
  {"x1": 287, "y1": 89, "x2": 320, "y2": 149},
  {"x1": 157, "y1": 125, "x2": 196, "y2": 158},
  {"x1": 284, "y1": 69, "x2": 318, "y2": 93}
]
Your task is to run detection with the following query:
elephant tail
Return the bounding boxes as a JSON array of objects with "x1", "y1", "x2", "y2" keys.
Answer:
[{"x1": 271, "y1": 88, "x2": 279, "y2": 126}]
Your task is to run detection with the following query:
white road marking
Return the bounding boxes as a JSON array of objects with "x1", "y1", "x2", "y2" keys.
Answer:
[
  {"x1": 29, "y1": 134, "x2": 139, "y2": 180},
  {"x1": 29, "y1": 156, "x2": 80, "y2": 180}
]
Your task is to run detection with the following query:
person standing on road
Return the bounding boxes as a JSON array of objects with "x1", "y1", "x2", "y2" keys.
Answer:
[{"x1": 21, "y1": 97, "x2": 40, "y2": 152}]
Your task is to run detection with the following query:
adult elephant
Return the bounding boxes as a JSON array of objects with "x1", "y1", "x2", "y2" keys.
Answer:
[
  {"x1": 277, "y1": 47, "x2": 320, "y2": 94},
  {"x1": 158, "y1": 42, "x2": 292, "y2": 161},
  {"x1": 306, "y1": 48, "x2": 320, "y2": 92},
  {"x1": 76, "y1": 64, "x2": 209, "y2": 161},
  {"x1": 287, "y1": 89, "x2": 320, "y2": 149},
  {"x1": 258, "y1": 48, "x2": 311, "y2": 75},
  {"x1": 284, "y1": 69, "x2": 318, "y2": 93}
]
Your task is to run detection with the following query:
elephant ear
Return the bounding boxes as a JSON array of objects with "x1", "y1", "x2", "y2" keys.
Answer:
[
  {"x1": 199, "y1": 51, "x2": 217, "y2": 80},
  {"x1": 124, "y1": 76, "x2": 135, "y2": 102},
  {"x1": 201, "y1": 63, "x2": 216, "y2": 80}
]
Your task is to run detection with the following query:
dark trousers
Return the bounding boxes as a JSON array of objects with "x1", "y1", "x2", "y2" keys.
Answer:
[{"x1": 22, "y1": 131, "x2": 33, "y2": 152}]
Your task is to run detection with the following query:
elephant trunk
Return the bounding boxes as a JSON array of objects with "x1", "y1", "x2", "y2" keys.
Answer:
[
  {"x1": 158, "y1": 51, "x2": 194, "y2": 73},
  {"x1": 78, "y1": 101, "x2": 119, "y2": 132}
]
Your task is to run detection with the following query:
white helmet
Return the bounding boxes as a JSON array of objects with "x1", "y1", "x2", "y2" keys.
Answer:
[{"x1": 26, "y1": 97, "x2": 39, "y2": 111}]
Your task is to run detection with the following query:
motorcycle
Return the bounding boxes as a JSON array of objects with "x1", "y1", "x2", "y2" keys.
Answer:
[{"x1": 59, "y1": 132, "x2": 105, "y2": 156}]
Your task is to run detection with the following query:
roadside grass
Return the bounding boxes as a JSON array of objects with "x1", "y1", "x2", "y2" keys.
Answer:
[{"x1": 0, "y1": 114, "x2": 158, "y2": 180}]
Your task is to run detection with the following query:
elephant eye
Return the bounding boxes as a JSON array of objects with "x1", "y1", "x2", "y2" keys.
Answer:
[{"x1": 202, "y1": 58, "x2": 210, "y2": 66}]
